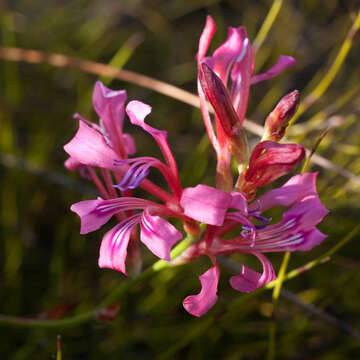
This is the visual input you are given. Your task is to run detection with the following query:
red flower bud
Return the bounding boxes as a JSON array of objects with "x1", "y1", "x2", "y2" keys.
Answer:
[
  {"x1": 243, "y1": 141, "x2": 305, "y2": 194},
  {"x1": 198, "y1": 62, "x2": 239, "y2": 137},
  {"x1": 263, "y1": 90, "x2": 299, "y2": 141}
]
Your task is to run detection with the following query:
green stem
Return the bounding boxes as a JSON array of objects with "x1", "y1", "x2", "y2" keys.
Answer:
[
  {"x1": 0, "y1": 234, "x2": 196, "y2": 329},
  {"x1": 253, "y1": 0, "x2": 284, "y2": 52}
]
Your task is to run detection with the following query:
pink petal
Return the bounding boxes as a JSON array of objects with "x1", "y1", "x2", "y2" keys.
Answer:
[
  {"x1": 295, "y1": 228, "x2": 327, "y2": 251},
  {"x1": 204, "y1": 26, "x2": 249, "y2": 84},
  {"x1": 230, "y1": 192, "x2": 248, "y2": 214},
  {"x1": 140, "y1": 208, "x2": 182, "y2": 261},
  {"x1": 71, "y1": 198, "x2": 110, "y2": 234},
  {"x1": 122, "y1": 133, "x2": 136, "y2": 155},
  {"x1": 253, "y1": 173, "x2": 319, "y2": 212},
  {"x1": 230, "y1": 252, "x2": 275, "y2": 292},
  {"x1": 64, "y1": 120, "x2": 120, "y2": 170},
  {"x1": 71, "y1": 197, "x2": 149, "y2": 234},
  {"x1": 251, "y1": 56, "x2": 296, "y2": 85},
  {"x1": 197, "y1": 15, "x2": 216, "y2": 62},
  {"x1": 64, "y1": 156, "x2": 81, "y2": 171},
  {"x1": 183, "y1": 265, "x2": 220, "y2": 317},
  {"x1": 282, "y1": 197, "x2": 329, "y2": 230},
  {"x1": 180, "y1": 185, "x2": 232, "y2": 226},
  {"x1": 126, "y1": 101, "x2": 179, "y2": 182},
  {"x1": 230, "y1": 33, "x2": 254, "y2": 124},
  {"x1": 98, "y1": 215, "x2": 141, "y2": 274},
  {"x1": 92, "y1": 81, "x2": 127, "y2": 146}
]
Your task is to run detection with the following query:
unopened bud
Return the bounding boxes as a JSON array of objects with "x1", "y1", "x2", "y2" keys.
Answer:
[
  {"x1": 199, "y1": 62, "x2": 239, "y2": 137},
  {"x1": 263, "y1": 90, "x2": 299, "y2": 142},
  {"x1": 241, "y1": 141, "x2": 305, "y2": 195}
]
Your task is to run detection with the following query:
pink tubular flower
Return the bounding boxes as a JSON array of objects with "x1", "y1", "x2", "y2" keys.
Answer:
[
  {"x1": 65, "y1": 17, "x2": 329, "y2": 320},
  {"x1": 196, "y1": 15, "x2": 296, "y2": 190},
  {"x1": 179, "y1": 173, "x2": 328, "y2": 316}
]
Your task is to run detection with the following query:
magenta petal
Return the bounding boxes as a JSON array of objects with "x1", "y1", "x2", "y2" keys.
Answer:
[
  {"x1": 230, "y1": 252, "x2": 275, "y2": 293},
  {"x1": 180, "y1": 185, "x2": 232, "y2": 226},
  {"x1": 197, "y1": 15, "x2": 216, "y2": 62},
  {"x1": 140, "y1": 208, "x2": 182, "y2": 261},
  {"x1": 64, "y1": 120, "x2": 120, "y2": 170},
  {"x1": 254, "y1": 173, "x2": 318, "y2": 212},
  {"x1": 295, "y1": 228, "x2": 327, "y2": 251},
  {"x1": 205, "y1": 26, "x2": 248, "y2": 84},
  {"x1": 251, "y1": 55, "x2": 296, "y2": 85},
  {"x1": 126, "y1": 101, "x2": 178, "y2": 175},
  {"x1": 183, "y1": 266, "x2": 220, "y2": 317},
  {"x1": 283, "y1": 197, "x2": 329, "y2": 229},
  {"x1": 230, "y1": 192, "x2": 248, "y2": 214},
  {"x1": 122, "y1": 133, "x2": 136, "y2": 155},
  {"x1": 98, "y1": 215, "x2": 141, "y2": 274},
  {"x1": 92, "y1": 81, "x2": 127, "y2": 135},
  {"x1": 126, "y1": 101, "x2": 167, "y2": 145},
  {"x1": 70, "y1": 198, "x2": 111, "y2": 234},
  {"x1": 64, "y1": 156, "x2": 81, "y2": 171}
]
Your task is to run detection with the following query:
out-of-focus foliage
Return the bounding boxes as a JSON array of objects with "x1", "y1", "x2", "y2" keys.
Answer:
[{"x1": 0, "y1": 0, "x2": 360, "y2": 359}]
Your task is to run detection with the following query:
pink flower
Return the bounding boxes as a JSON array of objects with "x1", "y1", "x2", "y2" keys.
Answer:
[
  {"x1": 64, "y1": 81, "x2": 135, "y2": 171},
  {"x1": 179, "y1": 173, "x2": 328, "y2": 317},
  {"x1": 196, "y1": 16, "x2": 296, "y2": 190},
  {"x1": 71, "y1": 197, "x2": 183, "y2": 274}
]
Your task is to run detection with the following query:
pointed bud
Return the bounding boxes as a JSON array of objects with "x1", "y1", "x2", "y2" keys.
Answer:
[
  {"x1": 263, "y1": 90, "x2": 299, "y2": 142},
  {"x1": 242, "y1": 141, "x2": 305, "y2": 196},
  {"x1": 199, "y1": 62, "x2": 239, "y2": 137}
]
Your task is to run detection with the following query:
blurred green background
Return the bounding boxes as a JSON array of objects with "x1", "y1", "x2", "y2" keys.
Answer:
[{"x1": 1, "y1": 0, "x2": 360, "y2": 358}]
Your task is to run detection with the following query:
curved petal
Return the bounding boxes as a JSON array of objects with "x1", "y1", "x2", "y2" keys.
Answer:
[
  {"x1": 98, "y1": 214, "x2": 141, "y2": 274},
  {"x1": 183, "y1": 265, "x2": 220, "y2": 317},
  {"x1": 140, "y1": 208, "x2": 182, "y2": 261},
  {"x1": 295, "y1": 228, "x2": 327, "y2": 251},
  {"x1": 126, "y1": 101, "x2": 180, "y2": 191},
  {"x1": 253, "y1": 172, "x2": 319, "y2": 212},
  {"x1": 230, "y1": 192, "x2": 248, "y2": 214},
  {"x1": 71, "y1": 198, "x2": 110, "y2": 234},
  {"x1": 230, "y1": 32, "x2": 254, "y2": 124},
  {"x1": 71, "y1": 197, "x2": 150, "y2": 234},
  {"x1": 64, "y1": 120, "x2": 120, "y2": 170},
  {"x1": 64, "y1": 156, "x2": 81, "y2": 171},
  {"x1": 251, "y1": 56, "x2": 296, "y2": 85},
  {"x1": 204, "y1": 26, "x2": 248, "y2": 84},
  {"x1": 197, "y1": 15, "x2": 216, "y2": 63},
  {"x1": 180, "y1": 184, "x2": 232, "y2": 226},
  {"x1": 93, "y1": 81, "x2": 128, "y2": 157},
  {"x1": 230, "y1": 252, "x2": 275, "y2": 293}
]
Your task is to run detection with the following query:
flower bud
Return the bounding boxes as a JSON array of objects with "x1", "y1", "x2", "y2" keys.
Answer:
[
  {"x1": 198, "y1": 62, "x2": 239, "y2": 137},
  {"x1": 263, "y1": 90, "x2": 299, "y2": 142},
  {"x1": 242, "y1": 141, "x2": 305, "y2": 195}
]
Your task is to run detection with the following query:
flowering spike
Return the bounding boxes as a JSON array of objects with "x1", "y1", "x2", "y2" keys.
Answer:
[{"x1": 263, "y1": 90, "x2": 300, "y2": 141}]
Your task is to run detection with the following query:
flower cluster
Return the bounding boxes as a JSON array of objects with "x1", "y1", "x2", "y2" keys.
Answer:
[{"x1": 64, "y1": 16, "x2": 328, "y2": 317}]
